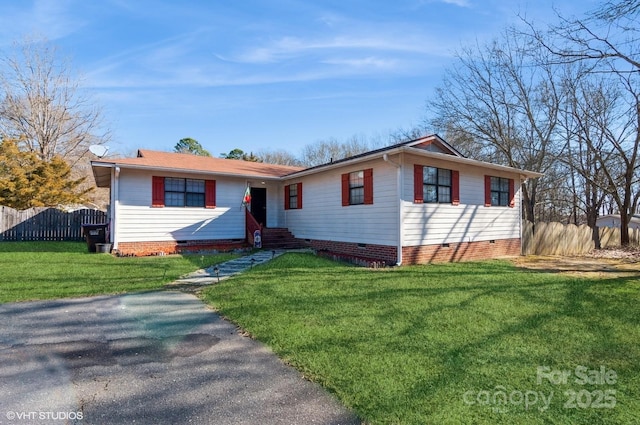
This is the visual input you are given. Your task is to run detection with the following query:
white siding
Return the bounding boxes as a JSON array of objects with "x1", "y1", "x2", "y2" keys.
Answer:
[
  {"x1": 115, "y1": 169, "x2": 248, "y2": 243},
  {"x1": 110, "y1": 152, "x2": 528, "y2": 249},
  {"x1": 596, "y1": 215, "x2": 640, "y2": 230},
  {"x1": 283, "y1": 158, "x2": 399, "y2": 245},
  {"x1": 402, "y1": 154, "x2": 522, "y2": 246}
]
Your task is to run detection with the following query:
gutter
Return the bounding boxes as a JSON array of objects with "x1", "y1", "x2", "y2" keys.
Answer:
[
  {"x1": 285, "y1": 147, "x2": 406, "y2": 179},
  {"x1": 285, "y1": 146, "x2": 543, "y2": 180},
  {"x1": 93, "y1": 145, "x2": 543, "y2": 183},
  {"x1": 402, "y1": 147, "x2": 544, "y2": 179},
  {"x1": 91, "y1": 161, "x2": 286, "y2": 182},
  {"x1": 383, "y1": 153, "x2": 403, "y2": 266},
  {"x1": 519, "y1": 177, "x2": 525, "y2": 255},
  {"x1": 112, "y1": 166, "x2": 120, "y2": 249}
]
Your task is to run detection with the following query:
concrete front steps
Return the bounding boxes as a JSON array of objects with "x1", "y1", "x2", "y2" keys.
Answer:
[{"x1": 261, "y1": 227, "x2": 307, "y2": 249}]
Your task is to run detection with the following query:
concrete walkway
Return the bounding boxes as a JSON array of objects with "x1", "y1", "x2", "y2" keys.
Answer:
[{"x1": 167, "y1": 249, "x2": 291, "y2": 290}]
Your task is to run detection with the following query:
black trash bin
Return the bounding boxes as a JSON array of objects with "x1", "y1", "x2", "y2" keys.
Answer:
[{"x1": 82, "y1": 223, "x2": 108, "y2": 253}]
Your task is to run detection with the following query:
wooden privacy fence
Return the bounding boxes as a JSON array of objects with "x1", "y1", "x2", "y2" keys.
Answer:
[
  {"x1": 0, "y1": 206, "x2": 107, "y2": 242},
  {"x1": 522, "y1": 221, "x2": 640, "y2": 256}
]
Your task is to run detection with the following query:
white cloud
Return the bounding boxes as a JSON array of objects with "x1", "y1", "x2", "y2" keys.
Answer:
[
  {"x1": 84, "y1": 8, "x2": 454, "y2": 91},
  {"x1": 0, "y1": 0, "x2": 87, "y2": 45},
  {"x1": 322, "y1": 56, "x2": 399, "y2": 70},
  {"x1": 441, "y1": 0, "x2": 472, "y2": 7},
  {"x1": 227, "y1": 32, "x2": 447, "y2": 65}
]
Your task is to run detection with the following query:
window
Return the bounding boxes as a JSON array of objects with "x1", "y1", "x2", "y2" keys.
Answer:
[
  {"x1": 491, "y1": 177, "x2": 509, "y2": 206},
  {"x1": 289, "y1": 183, "x2": 298, "y2": 209},
  {"x1": 349, "y1": 171, "x2": 365, "y2": 205},
  {"x1": 423, "y1": 166, "x2": 452, "y2": 203},
  {"x1": 285, "y1": 183, "x2": 302, "y2": 210},
  {"x1": 484, "y1": 176, "x2": 514, "y2": 207},
  {"x1": 414, "y1": 165, "x2": 459, "y2": 205},
  {"x1": 342, "y1": 168, "x2": 373, "y2": 206},
  {"x1": 152, "y1": 176, "x2": 216, "y2": 208},
  {"x1": 165, "y1": 178, "x2": 205, "y2": 207},
  {"x1": 341, "y1": 169, "x2": 373, "y2": 206}
]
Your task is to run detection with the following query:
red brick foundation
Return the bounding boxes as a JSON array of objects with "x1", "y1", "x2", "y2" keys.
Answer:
[
  {"x1": 307, "y1": 239, "x2": 397, "y2": 265},
  {"x1": 307, "y1": 238, "x2": 521, "y2": 265},
  {"x1": 402, "y1": 238, "x2": 521, "y2": 264},
  {"x1": 115, "y1": 237, "x2": 521, "y2": 263},
  {"x1": 115, "y1": 239, "x2": 247, "y2": 256}
]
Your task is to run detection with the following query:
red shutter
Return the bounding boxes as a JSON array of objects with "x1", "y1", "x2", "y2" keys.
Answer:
[
  {"x1": 297, "y1": 182, "x2": 303, "y2": 209},
  {"x1": 484, "y1": 175, "x2": 492, "y2": 207},
  {"x1": 451, "y1": 170, "x2": 460, "y2": 206},
  {"x1": 205, "y1": 180, "x2": 216, "y2": 208},
  {"x1": 364, "y1": 169, "x2": 373, "y2": 205},
  {"x1": 284, "y1": 185, "x2": 290, "y2": 210},
  {"x1": 341, "y1": 173, "x2": 349, "y2": 206},
  {"x1": 508, "y1": 178, "x2": 515, "y2": 208},
  {"x1": 414, "y1": 164, "x2": 424, "y2": 203},
  {"x1": 152, "y1": 176, "x2": 165, "y2": 207}
]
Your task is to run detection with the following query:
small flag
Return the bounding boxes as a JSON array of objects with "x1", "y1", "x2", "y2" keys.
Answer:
[{"x1": 242, "y1": 186, "x2": 251, "y2": 207}]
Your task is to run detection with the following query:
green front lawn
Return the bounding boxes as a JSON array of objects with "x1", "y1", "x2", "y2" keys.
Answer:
[
  {"x1": 0, "y1": 242, "x2": 238, "y2": 302},
  {"x1": 203, "y1": 253, "x2": 640, "y2": 425}
]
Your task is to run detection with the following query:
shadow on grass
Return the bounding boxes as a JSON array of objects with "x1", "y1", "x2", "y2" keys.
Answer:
[
  {"x1": 0, "y1": 245, "x2": 241, "y2": 303},
  {"x1": 204, "y1": 253, "x2": 640, "y2": 424}
]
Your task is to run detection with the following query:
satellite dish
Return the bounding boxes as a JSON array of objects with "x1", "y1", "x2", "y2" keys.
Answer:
[{"x1": 89, "y1": 145, "x2": 109, "y2": 158}]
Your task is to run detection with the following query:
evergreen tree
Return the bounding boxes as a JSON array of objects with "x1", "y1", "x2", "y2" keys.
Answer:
[
  {"x1": 0, "y1": 138, "x2": 89, "y2": 209},
  {"x1": 174, "y1": 137, "x2": 211, "y2": 156},
  {"x1": 220, "y1": 148, "x2": 262, "y2": 162}
]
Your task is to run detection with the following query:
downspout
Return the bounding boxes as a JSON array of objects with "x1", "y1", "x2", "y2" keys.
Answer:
[
  {"x1": 383, "y1": 153, "x2": 403, "y2": 266},
  {"x1": 519, "y1": 176, "x2": 527, "y2": 256},
  {"x1": 112, "y1": 166, "x2": 120, "y2": 249}
]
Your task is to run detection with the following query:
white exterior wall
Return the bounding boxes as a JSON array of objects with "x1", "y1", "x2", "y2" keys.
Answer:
[
  {"x1": 240, "y1": 178, "x2": 284, "y2": 228},
  {"x1": 114, "y1": 169, "x2": 249, "y2": 244},
  {"x1": 283, "y1": 158, "x2": 399, "y2": 246},
  {"x1": 596, "y1": 216, "x2": 618, "y2": 228},
  {"x1": 402, "y1": 154, "x2": 521, "y2": 246},
  {"x1": 108, "y1": 151, "x2": 528, "y2": 250},
  {"x1": 266, "y1": 181, "x2": 284, "y2": 228},
  {"x1": 596, "y1": 216, "x2": 640, "y2": 230}
]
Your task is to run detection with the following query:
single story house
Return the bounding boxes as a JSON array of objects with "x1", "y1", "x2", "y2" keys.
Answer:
[
  {"x1": 91, "y1": 135, "x2": 542, "y2": 264},
  {"x1": 596, "y1": 214, "x2": 640, "y2": 230}
]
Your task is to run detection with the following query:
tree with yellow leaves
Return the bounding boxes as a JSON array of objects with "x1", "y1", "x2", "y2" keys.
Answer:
[{"x1": 0, "y1": 138, "x2": 90, "y2": 209}]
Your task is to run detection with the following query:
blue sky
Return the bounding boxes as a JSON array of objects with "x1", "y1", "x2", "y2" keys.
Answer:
[{"x1": 1, "y1": 0, "x2": 595, "y2": 157}]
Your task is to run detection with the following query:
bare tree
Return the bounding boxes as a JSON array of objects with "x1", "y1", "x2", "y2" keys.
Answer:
[
  {"x1": 523, "y1": 0, "x2": 640, "y2": 245},
  {"x1": 0, "y1": 39, "x2": 110, "y2": 165},
  {"x1": 429, "y1": 28, "x2": 563, "y2": 223},
  {"x1": 256, "y1": 149, "x2": 303, "y2": 166},
  {"x1": 594, "y1": 0, "x2": 640, "y2": 21},
  {"x1": 527, "y1": 0, "x2": 640, "y2": 71},
  {"x1": 299, "y1": 134, "x2": 383, "y2": 167},
  {"x1": 558, "y1": 68, "x2": 619, "y2": 246},
  {"x1": 589, "y1": 73, "x2": 640, "y2": 246}
]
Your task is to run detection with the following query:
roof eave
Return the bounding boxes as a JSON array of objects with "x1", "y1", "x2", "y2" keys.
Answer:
[
  {"x1": 91, "y1": 162, "x2": 114, "y2": 187},
  {"x1": 283, "y1": 146, "x2": 406, "y2": 179},
  {"x1": 403, "y1": 147, "x2": 544, "y2": 179},
  {"x1": 91, "y1": 161, "x2": 287, "y2": 181},
  {"x1": 283, "y1": 145, "x2": 543, "y2": 179}
]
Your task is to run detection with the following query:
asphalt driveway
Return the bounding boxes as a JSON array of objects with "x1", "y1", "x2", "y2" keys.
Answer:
[{"x1": 0, "y1": 291, "x2": 359, "y2": 425}]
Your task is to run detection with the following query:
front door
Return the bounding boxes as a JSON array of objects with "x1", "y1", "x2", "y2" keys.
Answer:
[{"x1": 250, "y1": 187, "x2": 267, "y2": 226}]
